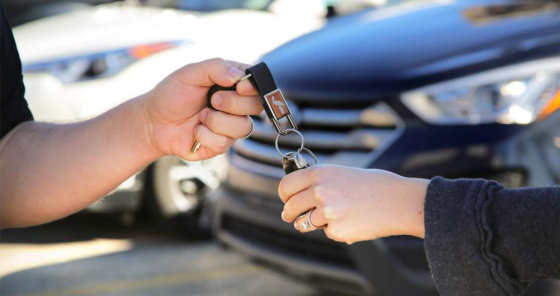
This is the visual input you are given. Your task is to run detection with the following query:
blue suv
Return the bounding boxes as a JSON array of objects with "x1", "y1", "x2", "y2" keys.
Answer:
[{"x1": 208, "y1": 0, "x2": 560, "y2": 295}]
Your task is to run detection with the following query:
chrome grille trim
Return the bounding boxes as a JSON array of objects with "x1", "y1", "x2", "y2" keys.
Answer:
[
  {"x1": 236, "y1": 129, "x2": 398, "y2": 164},
  {"x1": 232, "y1": 101, "x2": 404, "y2": 170},
  {"x1": 302, "y1": 104, "x2": 398, "y2": 128},
  {"x1": 234, "y1": 139, "x2": 327, "y2": 166},
  {"x1": 251, "y1": 123, "x2": 394, "y2": 152}
]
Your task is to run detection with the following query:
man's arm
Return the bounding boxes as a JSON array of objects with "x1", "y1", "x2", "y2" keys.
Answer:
[{"x1": 0, "y1": 59, "x2": 262, "y2": 228}]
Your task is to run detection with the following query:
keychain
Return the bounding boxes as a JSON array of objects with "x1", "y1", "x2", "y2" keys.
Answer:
[
  {"x1": 191, "y1": 62, "x2": 299, "y2": 153},
  {"x1": 192, "y1": 62, "x2": 320, "y2": 230}
]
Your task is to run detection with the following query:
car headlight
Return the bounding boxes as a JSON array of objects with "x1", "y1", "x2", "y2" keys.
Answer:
[
  {"x1": 22, "y1": 40, "x2": 188, "y2": 83},
  {"x1": 402, "y1": 58, "x2": 560, "y2": 125}
]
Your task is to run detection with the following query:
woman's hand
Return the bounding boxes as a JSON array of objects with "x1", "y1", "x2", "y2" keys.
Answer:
[
  {"x1": 141, "y1": 58, "x2": 263, "y2": 160},
  {"x1": 278, "y1": 165, "x2": 429, "y2": 244}
]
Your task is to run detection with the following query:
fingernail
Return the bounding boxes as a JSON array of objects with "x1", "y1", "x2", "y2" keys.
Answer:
[
  {"x1": 228, "y1": 67, "x2": 244, "y2": 80},
  {"x1": 200, "y1": 109, "x2": 208, "y2": 123},
  {"x1": 212, "y1": 94, "x2": 223, "y2": 107},
  {"x1": 281, "y1": 211, "x2": 287, "y2": 222}
]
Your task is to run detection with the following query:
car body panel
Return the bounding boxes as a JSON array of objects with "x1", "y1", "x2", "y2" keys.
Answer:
[{"x1": 262, "y1": 0, "x2": 560, "y2": 100}]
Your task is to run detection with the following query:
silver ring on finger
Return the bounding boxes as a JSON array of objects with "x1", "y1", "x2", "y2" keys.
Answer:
[
  {"x1": 243, "y1": 116, "x2": 254, "y2": 139},
  {"x1": 298, "y1": 209, "x2": 319, "y2": 232}
]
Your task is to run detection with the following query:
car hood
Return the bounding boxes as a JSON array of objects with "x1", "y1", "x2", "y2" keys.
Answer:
[{"x1": 262, "y1": 0, "x2": 560, "y2": 100}]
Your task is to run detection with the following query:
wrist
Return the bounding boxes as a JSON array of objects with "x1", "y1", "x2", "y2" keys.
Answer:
[
  {"x1": 396, "y1": 176, "x2": 429, "y2": 238},
  {"x1": 406, "y1": 177, "x2": 429, "y2": 238},
  {"x1": 130, "y1": 93, "x2": 165, "y2": 161}
]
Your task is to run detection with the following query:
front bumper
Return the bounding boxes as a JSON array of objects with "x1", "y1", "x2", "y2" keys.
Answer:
[{"x1": 212, "y1": 185, "x2": 375, "y2": 295}]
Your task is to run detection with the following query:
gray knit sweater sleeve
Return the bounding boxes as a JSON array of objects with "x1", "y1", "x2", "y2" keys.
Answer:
[{"x1": 424, "y1": 177, "x2": 560, "y2": 296}]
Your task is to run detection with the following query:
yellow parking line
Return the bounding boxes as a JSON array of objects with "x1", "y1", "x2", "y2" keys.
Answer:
[{"x1": 10, "y1": 264, "x2": 258, "y2": 296}]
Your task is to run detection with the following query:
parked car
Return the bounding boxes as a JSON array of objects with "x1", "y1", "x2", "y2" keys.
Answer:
[
  {"x1": 14, "y1": 1, "x2": 325, "y2": 231},
  {"x1": 209, "y1": 0, "x2": 560, "y2": 294}
]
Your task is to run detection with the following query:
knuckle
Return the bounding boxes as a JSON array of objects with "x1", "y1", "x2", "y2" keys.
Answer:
[
  {"x1": 194, "y1": 125, "x2": 204, "y2": 139},
  {"x1": 209, "y1": 57, "x2": 225, "y2": 65},
  {"x1": 310, "y1": 166, "x2": 322, "y2": 181},
  {"x1": 322, "y1": 206, "x2": 338, "y2": 220},
  {"x1": 312, "y1": 186, "x2": 325, "y2": 203},
  {"x1": 310, "y1": 165, "x2": 328, "y2": 181},
  {"x1": 205, "y1": 111, "x2": 217, "y2": 128}
]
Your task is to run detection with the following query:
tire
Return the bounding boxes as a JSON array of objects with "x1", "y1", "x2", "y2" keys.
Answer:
[{"x1": 143, "y1": 155, "x2": 228, "y2": 237}]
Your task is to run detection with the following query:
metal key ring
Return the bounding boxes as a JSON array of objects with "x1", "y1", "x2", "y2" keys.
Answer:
[
  {"x1": 275, "y1": 128, "x2": 305, "y2": 157},
  {"x1": 297, "y1": 147, "x2": 319, "y2": 166}
]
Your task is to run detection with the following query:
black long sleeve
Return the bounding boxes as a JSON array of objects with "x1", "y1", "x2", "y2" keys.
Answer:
[
  {"x1": 424, "y1": 177, "x2": 560, "y2": 296},
  {"x1": 1, "y1": 2, "x2": 33, "y2": 139}
]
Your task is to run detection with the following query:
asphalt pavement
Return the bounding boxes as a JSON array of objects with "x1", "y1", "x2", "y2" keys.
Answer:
[{"x1": 0, "y1": 213, "x2": 322, "y2": 296}]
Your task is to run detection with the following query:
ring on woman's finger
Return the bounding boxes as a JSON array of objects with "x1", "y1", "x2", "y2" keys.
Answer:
[{"x1": 295, "y1": 209, "x2": 319, "y2": 232}]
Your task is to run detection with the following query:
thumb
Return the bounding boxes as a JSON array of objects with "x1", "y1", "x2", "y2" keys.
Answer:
[{"x1": 178, "y1": 58, "x2": 246, "y2": 88}]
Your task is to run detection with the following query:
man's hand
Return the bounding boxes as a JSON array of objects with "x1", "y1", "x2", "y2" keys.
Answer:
[
  {"x1": 143, "y1": 58, "x2": 263, "y2": 160},
  {"x1": 278, "y1": 165, "x2": 429, "y2": 244}
]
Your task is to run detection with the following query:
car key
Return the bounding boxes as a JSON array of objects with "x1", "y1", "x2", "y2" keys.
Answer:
[
  {"x1": 275, "y1": 129, "x2": 318, "y2": 175},
  {"x1": 282, "y1": 151, "x2": 309, "y2": 175}
]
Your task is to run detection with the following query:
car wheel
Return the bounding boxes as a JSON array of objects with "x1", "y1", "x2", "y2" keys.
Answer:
[{"x1": 145, "y1": 155, "x2": 227, "y2": 237}]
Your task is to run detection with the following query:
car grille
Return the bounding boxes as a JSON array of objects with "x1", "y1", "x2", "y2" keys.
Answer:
[{"x1": 232, "y1": 98, "x2": 402, "y2": 176}]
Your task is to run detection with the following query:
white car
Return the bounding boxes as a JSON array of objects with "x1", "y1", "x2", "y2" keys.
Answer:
[{"x1": 13, "y1": 1, "x2": 326, "y2": 232}]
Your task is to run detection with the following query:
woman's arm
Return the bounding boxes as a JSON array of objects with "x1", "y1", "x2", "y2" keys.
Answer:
[
  {"x1": 425, "y1": 177, "x2": 560, "y2": 296},
  {"x1": 278, "y1": 165, "x2": 560, "y2": 296}
]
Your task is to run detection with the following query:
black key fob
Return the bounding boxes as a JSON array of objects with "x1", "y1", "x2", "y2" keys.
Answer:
[{"x1": 282, "y1": 152, "x2": 309, "y2": 175}]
